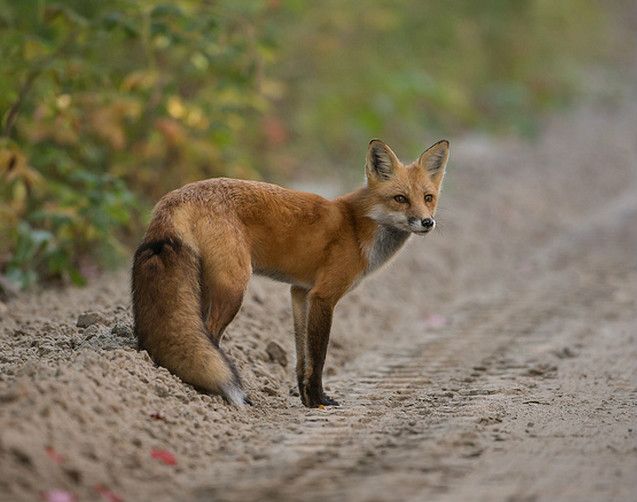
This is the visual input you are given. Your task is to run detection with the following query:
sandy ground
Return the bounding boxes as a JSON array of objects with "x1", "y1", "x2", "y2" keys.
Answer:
[{"x1": 1, "y1": 98, "x2": 637, "y2": 501}]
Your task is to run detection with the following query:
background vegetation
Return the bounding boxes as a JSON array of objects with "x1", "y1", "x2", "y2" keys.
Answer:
[{"x1": 0, "y1": 0, "x2": 615, "y2": 288}]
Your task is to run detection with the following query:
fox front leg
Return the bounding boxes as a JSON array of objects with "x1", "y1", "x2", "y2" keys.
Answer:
[
  {"x1": 300, "y1": 292, "x2": 339, "y2": 408},
  {"x1": 291, "y1": 285, "x2": 309, "y2": 395}
]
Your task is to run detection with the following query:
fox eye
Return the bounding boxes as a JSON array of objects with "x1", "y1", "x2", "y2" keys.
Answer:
[
  {"x1": 393, "y1": 194, "x2": 408, "y2": 204},
  {"x1": 424, "y1": 194, "x2": 434, "y2": 203}
]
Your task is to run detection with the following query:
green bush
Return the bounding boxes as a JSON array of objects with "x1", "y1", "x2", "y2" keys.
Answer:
[
  {"x1": 0, "y1": 0, "x2": 275, "y2": 287},
  {"x1": 270, "y1": 0, "x2": 611, "y2": 168},
  {"x1": 0, "y1": 0, "x2": 613, "y2": 288}
]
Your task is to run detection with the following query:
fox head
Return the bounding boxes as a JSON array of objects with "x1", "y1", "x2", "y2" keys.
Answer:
[{"x1": 364, "y1": 139, "x2": 449, "y2": 235}]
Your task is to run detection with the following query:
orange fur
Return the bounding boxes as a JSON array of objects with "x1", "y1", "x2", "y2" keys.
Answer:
[{"x1": 132, "y1": 139, "x2": 449, "y2": 407}]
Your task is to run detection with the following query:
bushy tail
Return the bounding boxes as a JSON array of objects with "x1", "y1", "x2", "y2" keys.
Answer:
[{"x1": 132, "y1": 238, "x2": 248, "y2": 406}]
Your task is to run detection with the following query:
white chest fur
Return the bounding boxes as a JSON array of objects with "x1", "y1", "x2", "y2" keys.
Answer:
[{"x1": 364, "y1": 226, "x2": 411, "y2": 274}]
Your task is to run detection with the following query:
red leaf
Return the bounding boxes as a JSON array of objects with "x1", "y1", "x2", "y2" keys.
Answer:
[
  {"x1": 45, "y1": 447, "x2": 64, "y2": 464},
  {"x1": 262, "y1": 116, "x2": 288, "y2": 146},
  {"x1": 42, "y1": 490, "x2": 76, "y2": 502},
  {"x1": 149, "y1": 412, "x2": 165, "y2": 421},
  {"x1": 423, "y1": 313, "x2": 448, "y2": 329},
  {"x1": 95, "y1": 483, "x2": 123, "y2": 502},
  {"x1": 150, "y1": 449, "x2": 176, "y2": 465}
]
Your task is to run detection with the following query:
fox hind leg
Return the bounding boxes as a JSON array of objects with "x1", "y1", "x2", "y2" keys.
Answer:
[
  {"x1": 197, "y1": 230, "x2": 252, "y2": 404},
  {"x1": 205, "y1": 286, "x2": 245, "y2": 345},
  {"x1": 199, "y1": 228, "x2": 251, "y2": 345}
]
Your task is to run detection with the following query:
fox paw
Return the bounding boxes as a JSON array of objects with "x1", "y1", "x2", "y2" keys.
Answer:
[
  {"x1": 319, "y1": 394, "x2": 339, "y2": 407},
  {"x1": 302, "y1": 393, "x2": 340, "y2": 408}
]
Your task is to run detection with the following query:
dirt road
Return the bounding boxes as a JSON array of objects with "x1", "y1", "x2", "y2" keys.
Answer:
[{"x1": 1, "y1": 101, "x2": 636, "y2": 501}]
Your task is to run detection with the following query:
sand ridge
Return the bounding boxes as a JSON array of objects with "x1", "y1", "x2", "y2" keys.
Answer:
[{"x1": 1, "y1": 102, "x2": 637, "y2": 501}]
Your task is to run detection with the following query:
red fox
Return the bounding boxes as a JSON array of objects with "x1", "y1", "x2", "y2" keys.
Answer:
[{"x1": 132, "y1": 139, "x2": 449, "y2": 407}]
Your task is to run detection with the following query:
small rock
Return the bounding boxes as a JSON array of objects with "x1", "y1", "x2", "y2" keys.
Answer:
[
  {"x1": 76, "y1": 312, "x2": 101, "y2": 328},
  {"x1": 155, "y1": 384, "x2": 170, "y2": 398},
  {"x1": 10, "y1": 445, "x2": 32, "y2": 465},
  {"x1": 265, "y1": 341, "x2": 287, "y2": 367},
  {"x1": 262, "y1": 385, "x2": 279, "y2": 396},
  {"x1": 0, "y1": 390, "x2": 20, "y2": 403},
  {"x1": 527, "y1": 363, "x2": 557, "y2": 377},
  {"x1": 64, "y1": 467, "x2": 82, "y2": 484},
  {"x1": 553, "y1": 346, "x2": 577, "y2": 359},
  {"x1": 111, "y1": 323, "x2": 131, "y2": 337}
]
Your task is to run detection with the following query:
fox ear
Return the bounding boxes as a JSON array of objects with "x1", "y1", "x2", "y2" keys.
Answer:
[
  {"x1": 366, "y1": 139, "x2": 400, "y2": 181},
  {"x1": 418, "y1": 140, "x2": 449, "y2": 181}
]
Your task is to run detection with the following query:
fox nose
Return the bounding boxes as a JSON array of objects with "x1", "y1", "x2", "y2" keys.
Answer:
[{"x1": 421, "y1": 218, "x2": 435, "y2": 230}]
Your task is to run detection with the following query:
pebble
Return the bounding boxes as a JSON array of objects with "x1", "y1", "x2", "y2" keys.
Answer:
[
  {"x1": 76, "y1": 312, "x2": 101, "y2": 328},
  {"x1": 262, "y1": 385, "x2": 279, "y2": 396},
  {"x1": 111, "y1": 323, "x2": 132, "y2": 337},
  {"x1": 265, "y1": 341, "x2": 288, "y2": 367}
]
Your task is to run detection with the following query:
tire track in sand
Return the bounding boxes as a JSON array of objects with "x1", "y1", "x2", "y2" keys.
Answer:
[{"x1": 193, "y1": 191, "x2": 637, "y2": 502}]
